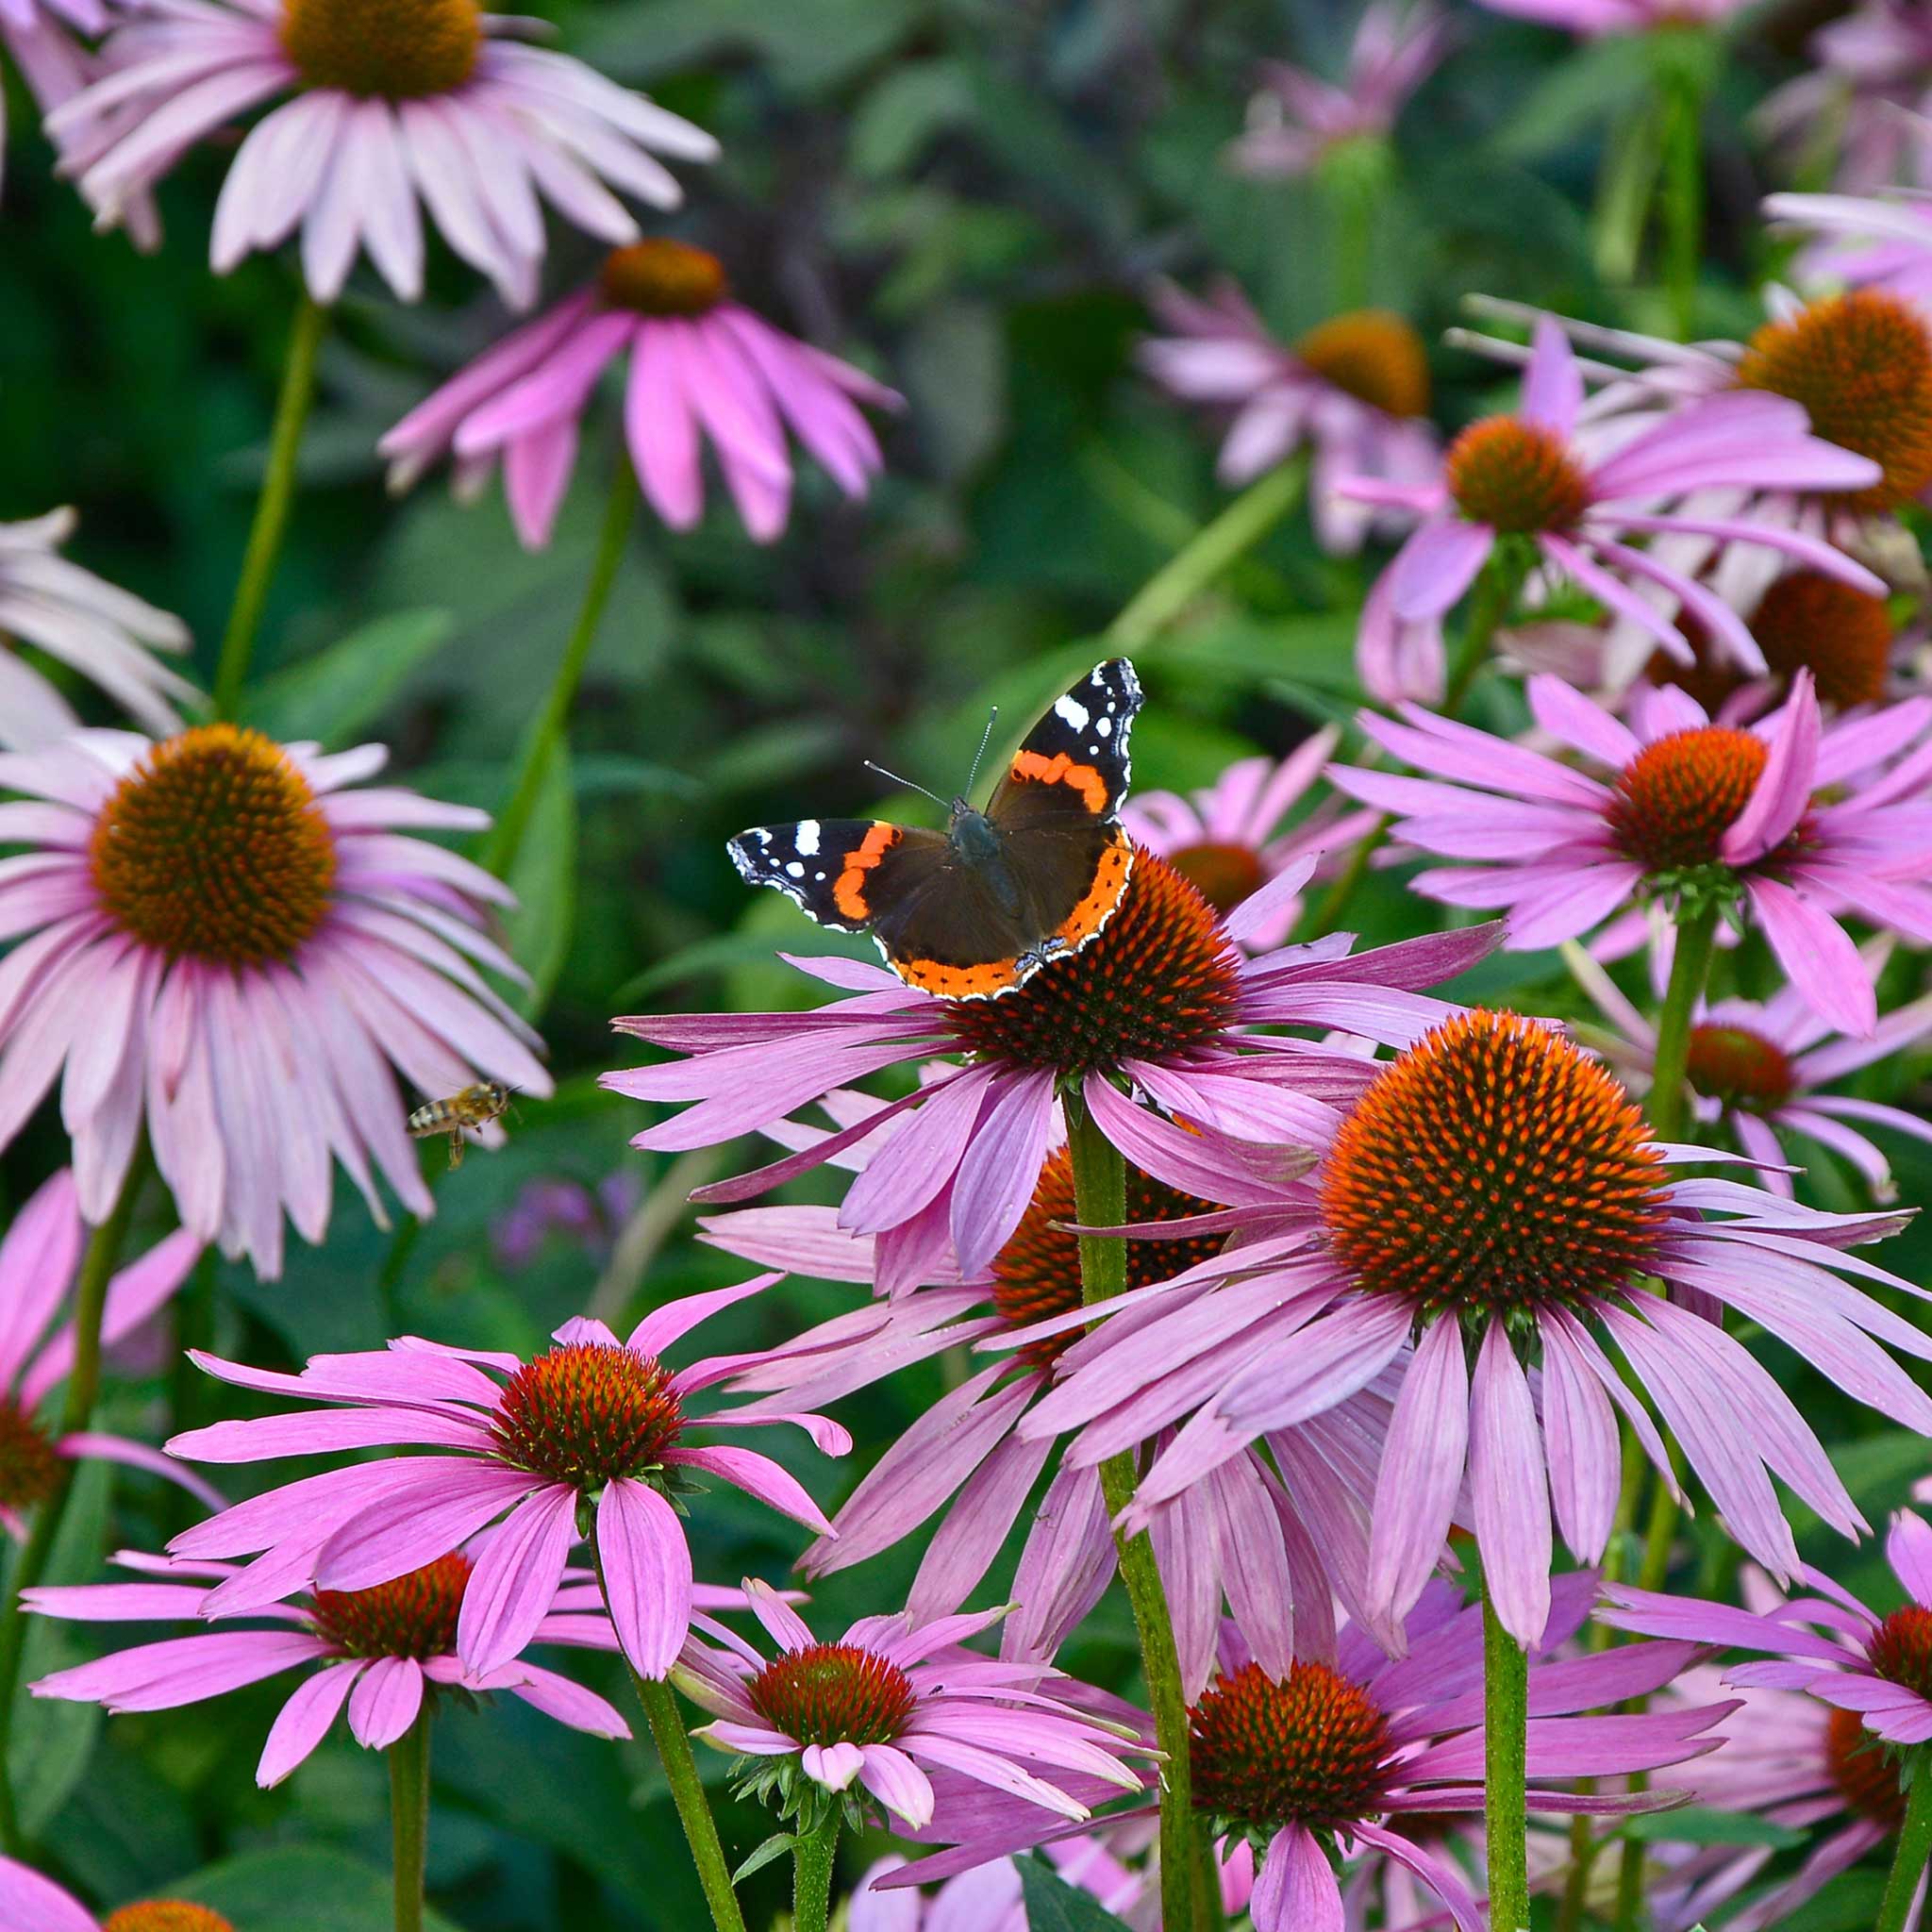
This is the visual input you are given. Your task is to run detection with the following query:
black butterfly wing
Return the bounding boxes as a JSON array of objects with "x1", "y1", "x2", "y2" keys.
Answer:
[{"x1": 982, "y1": 658, "x2": 1141, "y2": 836}]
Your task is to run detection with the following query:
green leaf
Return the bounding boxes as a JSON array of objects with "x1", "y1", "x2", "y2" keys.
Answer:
[
  {"x1": 1015, "y1": 1852, "x2": 1138, "y2": 1931},
  {"x1": 1619, "y1": 1807, "x2": 1807, "y2": 1849},
  {"x1": 731, "y1": 1829, "x2": 799, "y2": 1884},
  {"x1": 147, "y1": 1846, "x2": 463, "y2": 1930},
  {"x1": 246, "y1": 608, "x2": 455, "y2": 748},
  {"x1": 502, "y1": 741, "x2": 576, "y2": 1021}
]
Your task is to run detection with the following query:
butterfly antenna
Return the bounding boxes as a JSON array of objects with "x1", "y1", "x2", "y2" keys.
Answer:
[
  {"x1": 863, "y1": 760, "x2": 950, "y2": 810},
  {"x1": 962, "y1": 706, "x2": 1000, "y2": 800}
]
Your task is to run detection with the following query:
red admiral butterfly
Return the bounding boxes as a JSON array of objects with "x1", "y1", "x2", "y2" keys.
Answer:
[{"x1": 728, "y1": 658, "x2": 1143, "y2": 1001}]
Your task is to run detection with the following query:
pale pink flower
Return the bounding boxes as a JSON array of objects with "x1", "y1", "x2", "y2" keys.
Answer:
[
  {"x1": 609, "y1": 848, "x2": 1496, "y2": 1301},
  {"x1": 1761, "y1": 2, "x2": 1932, "y2": 193},
  {"x1": 0, "y1": 1855, "x2": 234, "y2": 1932},
  {"x1": 1332, "y1": 672, "x2": 1932, "y2": 1035},
  {"x1": 0, "y1": 1167, "x2": 209, "y2": 1536},
  {"x1": 380, "y1": 240, "x2": 899, "y2": 548},
  {"x1": 1472, "y1": 0, "x2": 1751, "y2": 33},
  {"x1": 1569, "y1": 940, "x2": 1932, "y2": 1200},
  {"x1": 161, "y1": 1280, "x2": 844, "y2": 1682},
  {"x1": 1, "y1": 0, "x2": 109, "y2": 205},
  {"x1": 887, "y1": 1578, "x2": 1731, "y2": 1932},
  {"x1": 0, "y1": 508, "x2": 194, "y2": 748},
  {"x1": 1119, "y1": 734, "x2": 1377, "y2": 947},
  {"x1": 1765, "y1": 185, "x2": 1932, "y2": 313},
  {"x1": 28, "y1": 1544, "x2": 630, "y2": 1783},
  {"x1": 0, "y1": 724, "x2": 551, "y2": 1276},
  {"x1": 49, "y1": 0, "x2": 717, "y2": 306},
  {"x1": 1340, "y1": 313, "x2": 1885, "y2": 705},
  {"x1": 1227, "y1": 2, "x2": 1452, "y2": 177},
  {"x1": 1139, "y1": 280, "x2": 1439, "y2": 555},
  {"x1": 680, "y1": 1580, "x2": 1149, "y2": 1833},
  {"x1": 852, "y1": 1841, "x2": 1148, "y2": 1932},
  {"x1": 1015, "y1": 1010, "x2": 1932, "y2": 1647}
]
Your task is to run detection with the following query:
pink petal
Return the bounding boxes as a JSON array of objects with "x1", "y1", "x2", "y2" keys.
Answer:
[{"x1": 595, "y1": 1477, "x2": 691, "y2": 1678}]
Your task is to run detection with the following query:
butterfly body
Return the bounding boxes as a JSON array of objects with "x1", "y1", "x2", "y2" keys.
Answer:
[{"x1": 729, "y1": 659, "x2": 1143, "y2": 1001}]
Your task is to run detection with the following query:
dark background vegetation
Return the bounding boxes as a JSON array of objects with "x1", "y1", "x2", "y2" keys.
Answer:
[{"x1": 2, "y1": 2, "x2": 1928, "y2": 1926}]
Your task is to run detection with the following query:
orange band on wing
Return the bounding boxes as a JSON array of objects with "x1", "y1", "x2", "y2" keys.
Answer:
[
  {"x1": 1009, "y1": 749, "x2": 1108, "y2": 815},
  {"x1": 1054, "y1": 829, "x2": 1133, "y2": 948},
  {"x1": 833, "y1": 823, "x2": 902, "y2": 922},
  {"x1": 894, "y1": 956, "x2": 1026, "y2": 999}
]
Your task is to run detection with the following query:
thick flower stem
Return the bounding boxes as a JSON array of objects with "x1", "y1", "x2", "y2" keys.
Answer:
[
  {"x1": 1644, "y1": 902, "x2": 1720, "y2": 1147},
  {"x1": 212, "y1": 292, "x2": 328, "y2": 723},
  {"x1": 1482, "y1": 1580, "x2": 1532, "y2": 1932},
  {"x1": 1064, "y1": 1092, "x2": 1205, "y2": 1932},
  {"x1": 591, "y1": 1541, "x2": 746, "y2": 1932},
  {"x1": 0, "y1": 1157, "x2": 145, "y2": 1855},
  {"x1": 1654, "y1": 39, "x2": 1707, "y2": 341},
  {"x1": 480, "y1": 459, "x2": 638, "y2": 880},
  {"x1": 389, "y1": 1714, "x2": 431, "y2": 1932},
  {"x1": 1106, "y1": 456, "x2": 1307, "y2": 650},
  {"x1": 791, "y1": 1809, "x2": 841, "y2": 1932},
  {"x1": 1876, "y1": 1762, "x2": 1932, "y2": 1932},
  {"x1": 1304, "y1": 545, "x2": 1525, "y2": 940}
]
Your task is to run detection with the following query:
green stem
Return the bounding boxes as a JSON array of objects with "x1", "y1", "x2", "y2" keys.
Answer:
[
  {"x1": 211, "y1": 292, "x2": 327, "y2": 722},
  {"x1": 791, "y1": 1808, "x2": 840, "y2": 1932},
  {"x1": 1064, "y1": 1093, "x2": 1204, "y2": 1932},
  {"x1": 1645, "y1": 903, "x2": 1720, "y2": 1147},
  {"x1": 1106, "y1": 458, "x2": 1307, "y2": 650},
  {"x1": 592, "y1": 1542, "x2": 745, "y2": 1932},
  {"x1": 1877, "y1": 1763, "x2": 1932, "y2": 1932},
  {"x1": 0, "y1": 1158, "x2": 145, "y2": 1854},
  {"x1": 480, "y1": 460, "x2": 637, "y2": 880},
  {"x1": 389, "y1": 1714, "x2": 431, "y2": 1932},
  {"x1": 1657, "y1": 56, "x2": 1706, "y2": 341},
  {"x1": 1303, "y1": 546, "x2": 1524, "y2": 941},
  {"x1": 1483, "y1": 1580, "x2": 1531, "y2": 1932}
]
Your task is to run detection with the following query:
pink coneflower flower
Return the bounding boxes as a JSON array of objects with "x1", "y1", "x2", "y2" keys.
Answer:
[
  {"x1": 680, "y1": 1580, "x2": 1149, "y2": 1833},
  {"x1": 1641, "y1": 1659, "x2": 1915, "y2": 1932},
  {"x1": 26, "y1": 1543, "x2": 630, "y2": 1782},
  {"x1": 610, "y1": 847, "x2": 1498, "y2": 1298},
  {"x1": 1569, "y1": 941, "x2": 1932, "y2": 1199},
  {"x1": 0, "y1": 1168, "x2": 209, "y2": 1535},
  {"x1": 50, "y1": 0, "x2": 718, "y2": 306},
  {"x1": 1472, "y1": 0, "x2": 1750, "y2": 33},
  {"x1": 1761, "y1": 3, "x2": 1932, "y2": 193},
  {"x1": 0, "y1": 509, "x2": 195, "y2": 749},
  {"x1": 1333, "y1": 671, "x2": 1932, "y2": 1035},
  {"x1": 161, "y1": 1281, "x2": 844, "y2": 1681},
  {"x1": 1226, "y1": 2, "x2": 1452, "y2": 178},
  {"x1": 1340, "y1": 314, "x2": 1886, "y2": 704},
  {"x1": 1765, "y1": 187, "x2": 1932, "y2": 315},
  {"x1": 0, "y1": 1855, "x2": 238, "y2": 1932},
  {"x1": 1120, "y1": 737, "x2": 1378, "y2": 946},
  {"x1": 1, "y1": 0, "x2": 104, "y2": 200},
  {"x1": 1139, "y1": 281, "x2": 1439, "y2": 556},
  {"x1": 1016, "y1": 1010, "x2": 1932, "y2": 1646},
  {"x1": 854, "y1": 1840, "x2": 1148, "y2": 1932},
  {"x1": 705, "y1": 1130, "x2": 1389, "y2": 1691},
  {"x1": 378, "y1": 239, "x2": 900, "y2": 548},
  {"x1": 0, "y1": 724, "x2": 551, "y2": 1277},
  {"x1": 884, "y1": 1577, "x2": 1731, "y2": 1930}
]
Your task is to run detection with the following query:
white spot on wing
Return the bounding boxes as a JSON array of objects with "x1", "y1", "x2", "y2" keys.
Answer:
[
  {"x1": 1096, "y1": 716, "x2": 1111, "y2": 737},
  {"x1": 796, "y1": 820, "x2": 821, "y2": 857},
  {"x1": 1055, "y1": 694, "x2": 1091, "y2": 731}
]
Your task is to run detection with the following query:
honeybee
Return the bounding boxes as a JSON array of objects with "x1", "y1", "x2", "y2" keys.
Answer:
[{"x1": 408, "y1": 1081, "x2": 514, "y2": 1169}]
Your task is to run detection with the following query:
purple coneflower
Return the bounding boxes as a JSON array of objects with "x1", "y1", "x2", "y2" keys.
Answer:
[
  {"x1": 705, "y1": 1129, "x2": 1388, "y2": 1690},
  {"x1": 680, "y1": 1580, "x2": 1149, "y2": 1833},
  {"x1": 1119, "y1": 736, "x2": 1377, "y2": 946},
  {"x1": 1472, "y1": 0, "x2": 1751, "y2": 31},
  {"x1": 883, "y1": 1578, "x2": 1730, "y2": 1932},
  {"x1": 853, "y1": 1840, "x2": 1148, "y2": 1932},
  {"x1": 1569, "y1": 941, "x2": 1932, "y2": 1199},
  {"x1": 1332, "y1": 671, "x2": 1932, "y2": 1034},
  {"x1": 0, "y1": 0, "x2": 108, "y2": 204},
  {"x1": 0, "y1": 1854, "x2": 236, "y2": 1932},
  {"x1": 1339, "y1": 314, "x2": 1885, "y2": 704},
  {"x1": 1139, "y1": 280, "x2": 1439, "y2": 555},
  {"x1": 1019, "y1": 1010, "x2": 1932, "y2": 1646},
  {"x1": 51, "y1": 0, "x2": 717, "y2": 306},
  {"x1": 1762, "y1": 3, "x2": 1932, "y2": 193},
  {"x1": 0, "y1": 1168, "x2": 209, "y2": 1535},
  {"x1": 379, "y1": 239, "x2": 900, "y2": 548},
  {"x1": 1226, "y1": 2, "x2": 1452, "y2": 178},
  {"x1": 0, "y1": 510, "x2": 195, "y2": 749},
  {"x1": 161, "y1": 1280, "x2": 842, "y2": 1680},
  {"x1": 609, "y1": 847, "x2": 1496, "y2": 1298},
  {"x1": 1766, "y1": 188, "x2": 1932, "y2": 316},
  {"x1": 0, "y1": 725, "x2": 552, "y2": 1275},
  {"x1": 27, "y1": 1544, "x2": 629, "y2": 1782}
]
